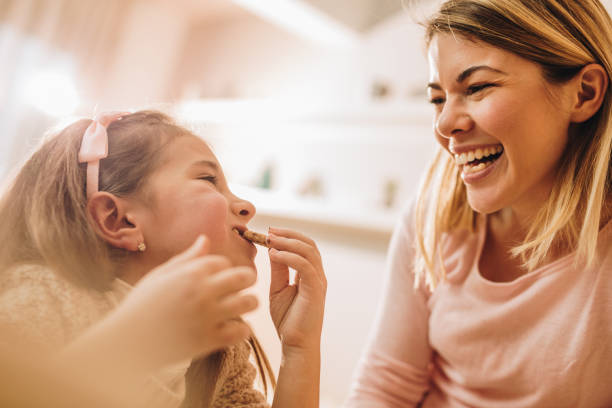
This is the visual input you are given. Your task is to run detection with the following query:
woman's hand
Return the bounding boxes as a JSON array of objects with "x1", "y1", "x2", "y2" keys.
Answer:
[
  {"x1": 267, "y1": 228, "x2": 327, "y2": 352},
  {"x1": 98, "y1": 235, "x2": 259, "y2": 370}
]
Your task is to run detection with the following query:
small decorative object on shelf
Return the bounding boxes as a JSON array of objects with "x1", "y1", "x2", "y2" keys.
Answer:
[
  {"x1": 382, "y1": 178, "x2": 399, "y2": 209},
  {"x1": 371, "y1": 80, "x2": 391, "y2": 100},
  {"x1": 298, "y1": 175, "x2": 324, "y2": 198},
  {"x1": 256, "y1": 163, "x2": 274, "y2": 190}
]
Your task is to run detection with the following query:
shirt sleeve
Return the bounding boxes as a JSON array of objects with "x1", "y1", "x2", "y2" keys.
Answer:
[{"x1": 344, "y1": 203, "x2": 433, "y2": 407}]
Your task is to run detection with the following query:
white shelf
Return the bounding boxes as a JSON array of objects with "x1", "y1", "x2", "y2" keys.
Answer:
[
  {"x1": 231, "y1": 184, "x2": 399, "y2": 237},
  {"x1": 175, "y1": 98, "x2": 433, "y2": 126}
]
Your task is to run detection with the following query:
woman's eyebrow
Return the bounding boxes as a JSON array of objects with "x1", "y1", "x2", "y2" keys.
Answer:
[
  {"x1": 456, "y1": 65, "x2": 507, "y2": 82},
  {"x1": 427, "y1": 65, "x2": 508, "y2": 90}
]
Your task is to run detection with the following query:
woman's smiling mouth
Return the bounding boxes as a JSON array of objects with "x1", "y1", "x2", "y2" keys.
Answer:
[{"x1": 454, "y1": 144, "x2": 504, "y2": 174}]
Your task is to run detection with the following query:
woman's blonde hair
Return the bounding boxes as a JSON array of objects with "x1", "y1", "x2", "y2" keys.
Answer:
[
  {"x1": 416, "y1": 0, "x2": 612, "y2": 288},
  {"x1": 0, "y1": 110, "x2": 275, "y2": 406}
]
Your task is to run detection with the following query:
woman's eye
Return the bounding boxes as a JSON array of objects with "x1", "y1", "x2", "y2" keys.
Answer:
[
  {"x1": 467, "y1": 83, "x2": 495, "y2": 95},
  {"x1": 429, "y1": 96, "x2": 445, "y2": 105}
]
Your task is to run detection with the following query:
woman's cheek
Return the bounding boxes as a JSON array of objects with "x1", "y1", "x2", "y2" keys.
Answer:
[
  {"x1": 434, "y1": 131, "x2": 450, "y2": 152},
  {"x1": 478, "y1": 95, "x2": 518, "y2": 134}
]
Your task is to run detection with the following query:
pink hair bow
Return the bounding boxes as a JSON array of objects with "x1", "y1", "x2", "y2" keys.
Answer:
[{"x1": 78, "y1": 111, "x2": 130, "y2": 199}]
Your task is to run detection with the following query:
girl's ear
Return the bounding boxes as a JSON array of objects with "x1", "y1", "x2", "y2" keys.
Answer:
[
  {"x1": 570, "y1": 63, "x2": 608, "y2": 123},
  {"x1": 86, "y1": 192, "x2": 144, "y2": 251}
]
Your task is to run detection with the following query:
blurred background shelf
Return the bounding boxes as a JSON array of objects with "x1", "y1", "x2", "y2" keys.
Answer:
[
  {"x1": 231, "y1": 184, "x2": 399, "y2": 240},
  {"x1": 176, "y1": 99, "x2": 434, "y2": 126}
]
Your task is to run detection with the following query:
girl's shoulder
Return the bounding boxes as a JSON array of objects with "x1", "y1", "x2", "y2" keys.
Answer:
[
  {"x1": 2, "y1": 263, "x2": 74, "y2": 294},
  {"x1": 0, "y1": 263, "x2": 104, "y2": 309},
  {"x1": 0, "y1": 264, "x2": 112, "y2": 350}
]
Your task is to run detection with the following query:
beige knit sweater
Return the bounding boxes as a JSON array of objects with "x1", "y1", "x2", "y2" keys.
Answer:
[{"x1": 0, "y1": 264, "x2": 270, "y2": 408}]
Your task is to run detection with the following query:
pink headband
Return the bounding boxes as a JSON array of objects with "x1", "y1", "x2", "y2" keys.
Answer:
[{"x1": 78, "y1": 111, "x2": 130, "y2": 199}]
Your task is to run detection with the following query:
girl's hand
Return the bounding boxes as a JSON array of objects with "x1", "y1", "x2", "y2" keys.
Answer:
[
  {"x1": 268, "y1": 228, "x2": 327, "y2": 351},
  {"x1": 108, "y1": 235, "x2": 258, "y2": 369}
]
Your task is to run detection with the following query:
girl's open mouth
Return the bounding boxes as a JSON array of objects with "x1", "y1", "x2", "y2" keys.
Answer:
[{"x1": 232, "y1": 227, "x2": 269, "y2": 247}]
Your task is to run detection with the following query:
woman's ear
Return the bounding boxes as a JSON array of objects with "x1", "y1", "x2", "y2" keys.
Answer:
[
  {"x1": 570, "y1": 63, "x2": 608, "y2": 123},
  {"x1": 86, "y1": 192, "x2": 143, "y2": 251}
]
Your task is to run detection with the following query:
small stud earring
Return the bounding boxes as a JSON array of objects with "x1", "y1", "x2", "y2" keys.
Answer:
[{"x1": 137, "y1": 242, "x2": 146, "y2": 252}]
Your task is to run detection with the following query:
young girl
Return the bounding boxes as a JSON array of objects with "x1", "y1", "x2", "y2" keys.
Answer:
[
  {"x1": 346, "y1": 0, "x2": 612, "y2": 407},
  {"x1": 0, "y1": 110, "x2": 327, "y2": 408}
]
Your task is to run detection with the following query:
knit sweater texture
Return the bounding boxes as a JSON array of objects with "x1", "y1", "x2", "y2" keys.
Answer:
[{"x1": 0, "y1": 264, "x2": 269, "y2": 408}]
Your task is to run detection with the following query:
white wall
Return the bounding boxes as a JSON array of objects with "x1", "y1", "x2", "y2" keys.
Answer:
[
  {"x1": 99, "y1": 0, "x2": 190, "y2": 110},
  {"x1": 173, "y1": 9, "x2": 430, "y2": 103}
]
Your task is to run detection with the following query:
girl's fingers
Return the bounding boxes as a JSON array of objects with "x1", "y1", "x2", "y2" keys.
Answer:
[
  {"x1": 206, "y1": 267, "x2": 257, "y2": 298},
  {"x1": 268, "y1": 227, "x2": 319, "y2": 253},
  {"x1": 176, "y1": 255, "x2": 233, "y2": 282},
  {"x1": 269, "y1": 249, "x2": 290, "y2": 296},
  {"x1": 163, "y1": 235, "x2": 210, "y2": 268},
  {"x1": 269, "y1": 249, "x2": 322, "y2": 288},
  {"x1": 267, "y1": 229, "x2": 325, "y2": 287},
  {"x1": 267, "y1": 234, "x2": 323, "y2": 271},
  {"x1": 216, "y1": 293, "x2": 259, "y2": 320},
  {"x1": 214, "y1": 319, "x2": 251, "y2": 347}
]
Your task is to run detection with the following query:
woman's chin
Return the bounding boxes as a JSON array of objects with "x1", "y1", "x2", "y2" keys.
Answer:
[{"x1": 466, "y1": 194, "x2": 504, "y2": 215}]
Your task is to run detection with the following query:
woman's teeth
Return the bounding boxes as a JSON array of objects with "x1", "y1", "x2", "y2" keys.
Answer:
[
  {"x1": 455, "y1": 145, "x2": 503, "y2": 165},
  {"x1": 463, "y1": 160, "x2": 493, "y2": 174},
  {"x1": 455, "y1": 145, "x2": 503, "y2": 174}
]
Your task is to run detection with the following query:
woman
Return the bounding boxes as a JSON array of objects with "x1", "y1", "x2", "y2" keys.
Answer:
[{"x1": 346, "y1": 1, "x2": 612, "y2": 407}]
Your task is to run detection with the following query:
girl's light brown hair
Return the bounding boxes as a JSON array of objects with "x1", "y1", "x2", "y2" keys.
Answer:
[
  {"x1": 0, "y1": 111, "x2": 175, "y2": 290},
  {"x1": 416, "y1": 0, "x2": 612, "y2": 288},
  {"x1": 0, "y1": 110, "x2": 275, "y2": 406}
]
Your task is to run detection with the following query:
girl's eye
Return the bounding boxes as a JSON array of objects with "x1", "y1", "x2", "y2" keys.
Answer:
[
  {"x1": 198, "y1": 175, "x2": 217, "y2": 185},
  {"x1": 467, "y1": 83, "x2": 495, "y2": 95}
]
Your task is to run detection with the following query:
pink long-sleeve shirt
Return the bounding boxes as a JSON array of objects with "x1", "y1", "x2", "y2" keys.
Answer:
[{"x1": 345, "y1": 205, "x2": 612, "y2": 407}]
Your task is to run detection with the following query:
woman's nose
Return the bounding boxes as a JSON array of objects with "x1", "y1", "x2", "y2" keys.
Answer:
[
  {"x1": 231, "y1": 197, "x2": 256, "y2": 220},
  {"x1": 435, "y1": 101, "x2": 473, "y2": 139}
]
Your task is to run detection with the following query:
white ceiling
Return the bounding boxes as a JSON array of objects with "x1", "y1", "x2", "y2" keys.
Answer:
[
  {"x1": 177, "y1": 0, "x2": 246, "y2": 21},
  {"x1": 178, "y1": 0, "x2": 426, "y2": 32},
  {"x1": 303, "y1": 0, "x2": 404, "y2": 31}
]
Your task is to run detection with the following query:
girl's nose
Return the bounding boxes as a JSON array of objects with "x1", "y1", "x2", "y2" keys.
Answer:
[
  {"x1": 231, "y1": 197, "x2": 256, "y2": 220},
  {"x1": 435, "y1": 101, "x2": 473, "y2": 139}
]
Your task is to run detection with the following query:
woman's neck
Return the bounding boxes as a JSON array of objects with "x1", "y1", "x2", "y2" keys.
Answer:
[
  {"x1": 488, "y1": 207, "x2": 528, "y2": 244},
  {"x1": 487, "y1": 193, "x2": 612, "y2": 268}
]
